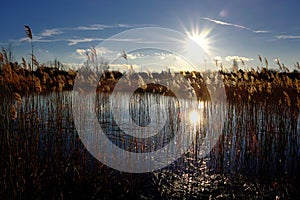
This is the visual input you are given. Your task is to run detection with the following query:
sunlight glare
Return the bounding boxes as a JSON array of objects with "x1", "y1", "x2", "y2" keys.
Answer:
[
  {"x1": 185, "y1": 26, "x2": 213, "y2": 56},
  {"x1": 189, "y1": 110, "x2": 200, "y2": 124},
  {"x1": 198, "y1": 101, "x2": 205, "y2": 109},
  {"x1": 188, "y1": 32, "x2": 209, "y2": 52}
]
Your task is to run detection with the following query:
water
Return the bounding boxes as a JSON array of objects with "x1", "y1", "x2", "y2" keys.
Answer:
[{"x1": 0, "y1": 92, "x2": 299, "y2": 199}]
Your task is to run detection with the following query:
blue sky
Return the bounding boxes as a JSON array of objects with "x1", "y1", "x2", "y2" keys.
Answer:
[{"x1": 1, "y1": 0, "x2": 300, "y2": 71}]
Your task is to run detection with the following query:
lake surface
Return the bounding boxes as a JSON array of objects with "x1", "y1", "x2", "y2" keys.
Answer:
[{"x1": 0, "y1": 91, "x2": 299, "y2": 199}]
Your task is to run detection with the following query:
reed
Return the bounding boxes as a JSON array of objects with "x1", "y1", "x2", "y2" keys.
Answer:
[{"x1": 0, "y1": 32, "x2": 299, "y2": 198}]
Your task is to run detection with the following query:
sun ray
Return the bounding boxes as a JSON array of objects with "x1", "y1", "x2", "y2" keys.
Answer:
[
  {"x1": 179, "y1": 19, "x2": 216, "y2": 59},
  {"x1": 187, "y1": 30, "x2": 210, "y2": 53},
  {"x1": 185, "y1": 25, "x2": 214, "y2": 56},
  {"x1": 177, "y1": 22, "x2": 216, "y2": 71}
]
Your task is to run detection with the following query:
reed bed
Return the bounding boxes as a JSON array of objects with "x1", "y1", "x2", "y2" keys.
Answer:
[
  {"x1": 153, "y1": 100, "x2": 299, "y2": 199},
  {"x1": 1, "y1": 40, "x2": 299, "y2": 198},
  {"x1": 1, "y1": 83, "x2": 298, "y2": 199}
]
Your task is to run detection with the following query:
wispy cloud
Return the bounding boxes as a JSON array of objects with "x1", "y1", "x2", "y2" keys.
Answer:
[
  {"x1": 127, "y1": 53, "x2": 144, "y2": 60},
  {"x1": 68, "y1": 38, "x2": 103, "y2": 45},
  {"x1": 117, "y1": 24, "x2": 133, "y2": 28},
  {"x1": 75, "y1": 48, "x2": 88, "y2": 56},
  {"x1": 253, "y1": 30, "x2": 270, "y2": 33},
  {"x1": 68, "y1": 37, "x2": 141, "y2": 46},
  {"x1": 74, "y1": 24, "x2": 112, "y2": 31},
  {"x1": 9, "y1": 23, "x2": 157, "y2": 46},
  {"x1": 16, "y1": 28, "x2": 63, "y2": 42},
  {"x1": 275, "y1": 35, "x2": 300, "y2": 39},
  {"x1": 211, "y1": 56, "x2": 222, "y2": 64},
  {"x1": 75, "y1": 47, "x2": 114, "y2": 56},
  {"x1": 226, "y1": 56, "x2": 253, "y2": 62},
  {"x1": 202, "y1": 17, "x2": 272, "y2": 35},
  {"x1": 15, "y1": 36, "x2": 62, "y2": 43},
  {"x1": 154, "y1": 52, "x2": 172, "y2": 60},
  {"x1": 41, "y1": 28, "x2": 63, "y2": 37},
  {"x1": 70, "y1": 23, "x2": 154, "y2": 31},
  {"x1": 14, "y1": 36, "x2": 141, "y2": 46},
  {"x1": 202, "y1": 17, "x2": 251, "y2": 30},
  {"x1": 96, "y1": 47, "x2": 114, "y2": 56},
  {"x1": 37, "y1": 48, "x2": 49, "y2": 53}
]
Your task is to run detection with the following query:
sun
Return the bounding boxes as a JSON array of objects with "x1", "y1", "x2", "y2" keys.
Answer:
[
  {"x1": 187, "y1": 31, "x2": 209, "y2": 53},
  {"x1": 186, "y1": 28, "x2": 212, "y2": 56},
  {"x1": 180, "y1": 21, "x2": 214, "y2": 57}
]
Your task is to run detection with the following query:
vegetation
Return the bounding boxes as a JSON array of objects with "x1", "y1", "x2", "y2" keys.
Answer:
[
  {"x1": 1, "y1": 48, "x2": 299, "y2": 107},
  {"x1": 0, "y1": 25, "x2": 299, "y2": 199}
]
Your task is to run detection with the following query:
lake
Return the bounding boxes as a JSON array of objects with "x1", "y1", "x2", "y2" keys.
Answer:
[{"x1": 0, "y1": 91, "x2": 299, "y2": 199}]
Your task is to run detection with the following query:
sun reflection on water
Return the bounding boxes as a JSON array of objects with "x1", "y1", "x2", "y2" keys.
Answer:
[{"x1": 189, "y1": 110, "x2": 200, "y2": 124}]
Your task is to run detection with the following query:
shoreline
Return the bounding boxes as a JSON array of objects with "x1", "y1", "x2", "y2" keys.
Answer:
[{"x1": 0, "y1": 63, "x2": 299, "y2": 107}]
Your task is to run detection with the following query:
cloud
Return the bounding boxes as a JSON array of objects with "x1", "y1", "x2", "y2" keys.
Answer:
[
  {"x1": 15, "y1": 36, "x2": 62, "y2": 43},
  {"x1": 13, "y1": 36, "x2": 140, "y2": 46},
  {"x1": 41, "y1": 28, "x2": 63, "y2": 37},
  {"x1": 9, "y1": 23, "x2": 157, "y2": 46},
  {"x1": 117, "y1": 23, "x2": 156, "y2": 28},
  {"x1": 202, "y1": 17, "x2": 272, "y2": 34},
  {"x1": 76, "y1": 49, "x2": 88, "y2": 56},
  {"x1": 60, "y1": 62, "x2": 82, "y2": 70},
  {"x1": 13, "y1": 23, "x2": 146, "y2": 43},
  {"x1": 37, "y1": 48, "x2": 49, "y2": 53},
  {"x1": 202, "y1": 17, "x2": 251, "y2": 30},
  {"x1": 96, "y1": 47, "x2": 114, "y2": 55},
  {"x1": 15, "y1": 28, "x2": 63, "y2": 43},
  {"x1": 37, "y1": 23, "x2": 135, "y2": 38},
  {"x1": 154, "y1": 52, "x2": 173, "y2": 60},
  {"x1": 68, "y1": 37, "x2": 142, "y2": 45},
  {"x1": 72, "y1": 23, "x2": 153, "y2": 31},
  {"x1": 211, "y1": 56, "x2": 222, "y2": 64},
  {"x1": 117, "y1": 24, "x2": 133, "y2": 28},
  {"x1": 76, "y1": 47, "x2": 114, "y2": 57},
  {"x1": 253, "y1": 30, "x2": 270, "y2": 33},
  {"x1": 68, "y1": 38, "x2": 102, "y2": 45},
  {"x1": 127, "y1": 53, "x2": 144, "y2": 60},
  {"x1": 109, "y1": 63, "x2": 140, "y2": 70},
  {"x1": 226, "y1": 56, "x2": 253, "y2": 62},
  {"x1": 74, "y1": 24, "x2": 112, "y2": 31},
  {"x1": 275, "y1": 35, "x2": 300, "y2": 39}
]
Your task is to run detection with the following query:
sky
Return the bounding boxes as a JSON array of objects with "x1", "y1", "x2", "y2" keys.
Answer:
[{"x1": 1, "y1": 0, "x2": 300, "y2": 72}]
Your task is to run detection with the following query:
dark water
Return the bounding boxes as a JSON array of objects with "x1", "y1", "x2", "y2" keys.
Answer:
[{"x1": 0, "y1": 92, "x2": 299, "y2": 199}]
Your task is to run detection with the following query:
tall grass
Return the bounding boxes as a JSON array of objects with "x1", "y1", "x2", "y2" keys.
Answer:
[
  {"x1": 1, "y1": 83, "x2": 298, "y2": 198},
  {"x1": 0, "y1": 33, "x2": 299, "y2": 198}
]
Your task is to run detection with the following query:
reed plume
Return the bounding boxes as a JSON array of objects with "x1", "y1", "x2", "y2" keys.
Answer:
[{"x1": 24, "y1": 25, "x2": 33, "y2": 40}]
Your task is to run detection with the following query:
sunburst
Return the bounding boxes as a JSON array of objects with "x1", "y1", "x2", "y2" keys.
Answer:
[{"x1": 186, "y1": 26, "x2": 213, "y2": 56}]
